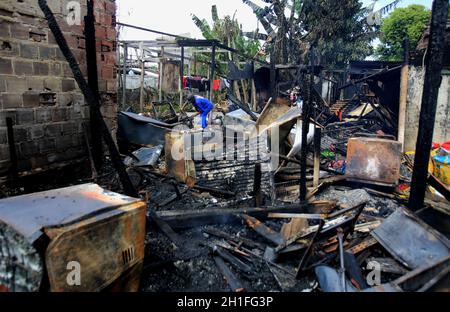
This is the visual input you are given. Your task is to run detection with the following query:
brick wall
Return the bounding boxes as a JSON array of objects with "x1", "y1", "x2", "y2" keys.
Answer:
[{"x1": 0, "y1": 0, "x2": 117, "y2": 176}]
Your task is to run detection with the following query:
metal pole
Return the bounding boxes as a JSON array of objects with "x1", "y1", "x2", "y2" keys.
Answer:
[
  {"x1": 85, "y1": 0, "x2": 102, "y2": 169},
  {"x1": 313, "y1": 127, "x2": 322, "y2": 187},
  {"x1": 180, "y1": 46, "x2": 184, "y2": 106},
  {"x1": 409, "y1": 0, "x2": 449, "y2": 211},
  {"x1": 159, "y1": 47, "x2": 164, "y2": 102},
  {"x1": 122, "y1": 43, "x2": 128, "y2": 108},
  {"x1": 300, "y1": 49, "x2": 314, "y2": 201},
  {"x1": 209, "y1": 44, "x2": 216, "y2": 101},
  {"x1": 139, "y1": 42, "x2": 145, "y2": 113}
]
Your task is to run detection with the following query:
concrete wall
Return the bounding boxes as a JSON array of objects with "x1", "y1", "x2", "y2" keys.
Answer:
[
  {"x1": 0, "y1": 0, "x2": 117, "y2": 176},
  {"x1": 404, "y1": 66, "x2": 450, "y2": 151}
]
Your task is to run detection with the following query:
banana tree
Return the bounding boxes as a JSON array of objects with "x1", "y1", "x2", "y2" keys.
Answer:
[{"x1": 191, "y1": 5, "x2": 262, "y2": 104}]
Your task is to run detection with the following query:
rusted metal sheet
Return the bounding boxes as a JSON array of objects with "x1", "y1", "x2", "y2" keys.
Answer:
[
  {"x1": 254, "y1": 99, "x2": 291, "y2": 134},
  {"x1": 164, "y1": 131, "x2": 197, "y2": 187},
  {"x1": 0, "y1": 183, "x2": 140, "y2": 243},
  {"x1": 118, "y1": 111, "x2": 173, "y2": 147},
  {"x1": 372, "y1": 207, "x2": 450, "y2": 269},
  {"x1": 0, "y1": 184, "x2": 146, "y2": 292},
  {"x1": 346, "y1": 137, "x2": 402, "y2": 186}
]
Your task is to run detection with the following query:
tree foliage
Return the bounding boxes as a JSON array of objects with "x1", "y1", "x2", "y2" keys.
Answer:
[
  {"x1": 191, "y1": 6, "x2": 261, "y2": 76},
  {"x1": 375, "y1": 4, "x2": 431, "y2": 61},
  {"x1": 242, "y1": 0, "x2": 377, "y2": 67}
]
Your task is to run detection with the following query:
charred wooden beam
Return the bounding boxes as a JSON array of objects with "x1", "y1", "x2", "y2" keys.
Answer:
[
  {"x1": 85, "y1": 0, "x2": 103, "y2": 169},
  {"x1": 203, "y1": 228, "x2": 264, "y2": 250},
  {"x1": 158, "y1": 202, "x2": 338, "y2": 230},
  {"x1": 240, "y1": 214, "x2": 285, "y2": 245},
  {"x1": 213, "y1": 256, "x2": 246, "y2": 292},
  {"x1": 296, "y1": 220, "x2": 325, "y2": 278},
  {"x1": 213, "y1": 246, "x2": 253, "y2": 275},
  {"x1": 300, "y1": 49, "x2": 314, "y2": 201},
  {"x1": 38, "y1": 0, "x2": 138, "y2": 197},
  {"x1": 193, "y1": 185, "x2": 236, "y2": 198},
  {"x1": 409, "y1": 0, "x2": 449, "y2": 211}
]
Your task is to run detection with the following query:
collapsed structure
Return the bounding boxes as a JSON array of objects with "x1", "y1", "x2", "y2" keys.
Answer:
[{"x1": 0, "y1": 0, "x2": 449, "y2": 293}]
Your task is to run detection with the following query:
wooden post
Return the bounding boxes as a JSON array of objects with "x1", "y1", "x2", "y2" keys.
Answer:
[
  {"x1": 209, "y1": 43, "x2": 216, "y2": 101},
  {"x1": 313, "y1": 127, "x2": 322, "y2": 187},
  {"x1": 139, "y1": 42, "x2": 145, "y2": 113},
  {"x1": 409, "y1": 0, "x2": 448, "y2": 212},
  {"x1": 38, "y1": 0, "x2": 138, "y2": 197},
  {"x1": 270, "y1": 51, "x2": 276, "y2": 99},
  {"x1": 233, "y1": 81, "x2": 242, "y2": 101},
  {"x1": 85, "y1": 0, "x2": 102, "y2": 169},
  {"x1": 251, "y1": 78, "x2": 257, "y2": 111},
  {"x1": 158, "y1": 47, "x2": 164, "y2": 102},
  {"x1": 180, "y1": 46, "x2": 184, "y2": 106},
  {"x1": 398, "y1": 39, "x2": 409, "y2": 151},
  {"x1": 122, "y1": 43, "x2": 128, "y2": 108},
  {"x1": 253, "y1": 163, "x2": 262, "y2": 207},
  {"x1": 300, "y1": 49, "x2": 314, "y2": 201}
]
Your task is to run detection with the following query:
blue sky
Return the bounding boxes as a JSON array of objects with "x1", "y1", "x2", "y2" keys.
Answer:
[{"x1": 117, "y1": 0, "x2": 434, "y2": 40}]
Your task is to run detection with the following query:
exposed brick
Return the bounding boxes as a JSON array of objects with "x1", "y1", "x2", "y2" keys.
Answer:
[
  {"x1": 13, "y1": 60, "x2": 34, "y2": 76},
  {"x1": 62, "y1": 63, "x2": 73, "y2": 77},
  {"x1": 16, "y1": 110, "x2": 35, "y2": 125},
  {"x1": 62, "y1": 121, "x2": 76, "y2": 135},
  {"x1": 20, "y1": 141, "x2": 39, "y2": 158},
  {"x1": 1, "y1": 93, "x2": 22, "y2": 108},
  {"x1": 22, "y1": 91, "x2": 40, "y2": 108},
  {"x1": 48, "y1": 62, "x2": 63, "y2": 76},
  {"x1": 0, "y1": 21, "x2": 10, "y2": 38},
  {"x1": 33, "y1": 62, "x2": 50, "y2": 76},
  {"x1": 77, "y1": 36, "x2": 86, "y2": 49},
  {"x1": 26, "y1": 77, "x2": 44, "y2": 91},
  {"x1": 106, "y1": 79, "x2": 117, "y2": 92},
  {"x1": 0, "y1": 40, "x2": 19, "y2": 57},
  {"x1": 45, "y1": 123, "x2": 62, "y2": 137},
  {"x1": 0, "y1": 145, "x2": 10, "y2": 162},
  {"x1": 0, "y1": 111, "x2": 16, "y2": 126},
  {"x1": 62, "y1": 79, "x2": 75, "y2": 92},
  {"x1": 28, "y1": 125, "x2": 44, "y2": 140},
  {"x1": 39, "y1": 138, "x2": 56, "y2": 153},
  {"x1": 5, "y1": 76, "x2": 28, "y2": 92},
  {"x1": 52, "y1": 108, "x2": 67, "y2": 122},
  {"x1": 12, "y1": 127, "x2": 28, "y2": 142},
  {"x1": 58, "y1": 93, "x2": 73, "y2": 107},
  {"x1": 101, "y1": 66, "x2": 114, "y2": 80},
  {"x1": 29, "y1": 31, "x2": 47, "y2": 43},
  {"x1": 106, "y1": 27, "x2": 116, "y2": 40},
  {"x1": 39, "y1": 46, "x2": 56, "y2": 60},
  {"x1": 56, "y1": 135, "x2": 74, "y2": 150},
  {"x1": 55, "y1": 48, "x2": 66, "y2": 62},
  {"x1": 0, "y1": 57, "x2": 13, "y2": 74},
  {"x1": 105, "y1": 1, "x2": 116, "y2": 15},
  {"x1": 0, "y1": 129, "x2": 7, "y2": 144},
  {"x1": 10, "y1": 23, "x2": 29, "y2": 40},
  {"x1": 20, "y1": 43, "x2": 39, "y2": 59},
  {"x1": 44, "y1": 77, "x2": 62, "y2": 92},
  {"x1": 0, "y1": 76, "x2": 5, "y2": 92},
  {"x1": 35, "y1": 108, "x2": 52, "y2": 123}
]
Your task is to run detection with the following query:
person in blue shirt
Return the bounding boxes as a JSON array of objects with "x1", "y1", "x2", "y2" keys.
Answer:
[{"x1": 187, "y1": 94, "x2": 215, "y2": 129}]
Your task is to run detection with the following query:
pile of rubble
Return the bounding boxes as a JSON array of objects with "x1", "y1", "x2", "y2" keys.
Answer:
[{"x1": 111, "y1": 92, "x2": 450, "y2": 292}]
